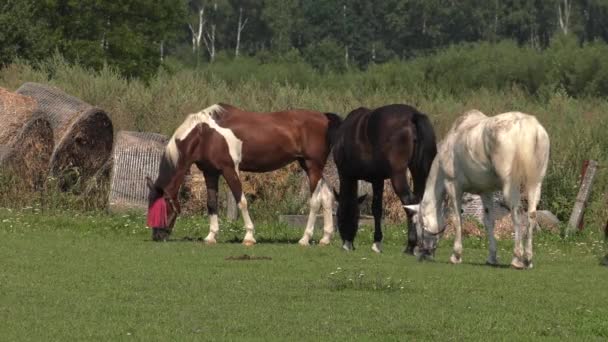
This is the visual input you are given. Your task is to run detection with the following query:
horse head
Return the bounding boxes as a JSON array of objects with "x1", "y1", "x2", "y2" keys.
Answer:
[
  {"x1": 403, "y1": 203, "x2": 445, "y2": 260},
  {"x1": 146, "y1": 176, "x2": 181, "y2": 241}
]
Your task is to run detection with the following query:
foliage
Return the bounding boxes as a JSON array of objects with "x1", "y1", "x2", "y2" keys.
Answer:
[{"x1": 4, "y1": 1, "x2": 608, "y2": 77}]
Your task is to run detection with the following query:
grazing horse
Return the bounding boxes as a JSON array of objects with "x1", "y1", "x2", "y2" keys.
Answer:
[
  {"x1": 332, "y1": 104, "x2": 438, "y2": 253},
  {"x1": 146, "y1": 103, "x2": 342, "y2": 246},
  {"x1": 405, "y1": 110, "x2": 550, "y2": 269}
]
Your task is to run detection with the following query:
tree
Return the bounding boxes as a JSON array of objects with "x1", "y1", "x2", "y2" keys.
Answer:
[{"x1": 0, "y1": 0, "x2": 56, "y2": 65}]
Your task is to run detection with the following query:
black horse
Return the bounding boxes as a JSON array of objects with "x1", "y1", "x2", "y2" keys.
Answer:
[{"x1": 332, "y1": 104, "x2": 438, "y2": 253}]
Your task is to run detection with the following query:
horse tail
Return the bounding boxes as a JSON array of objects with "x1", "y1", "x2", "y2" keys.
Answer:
[
  {"x1": 324, "y1": 113, "x2": 343, "y2": 149},
  {"x1": 517, "y1": 116, "x2": 550, "y2": 191},
  {"x1": 410, "y1": 112, "x2": 438, "y2": 201}
]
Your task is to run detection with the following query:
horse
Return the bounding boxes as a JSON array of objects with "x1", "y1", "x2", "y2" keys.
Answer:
[
  {"x1": 404, "y1": 110, "x2": 550, "y2": 269},
  {"x1": 146, "y1": 103, "x2": 342, "y2": 246},
  {"x1": 332, "y1": 104, "x2": 438, "y2": 253}
]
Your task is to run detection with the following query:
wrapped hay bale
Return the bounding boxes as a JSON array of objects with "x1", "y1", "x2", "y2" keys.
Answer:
[
  {"x1": 108, "y1": 131, "x2": 206, "y2": 213},
  {"x1": 0, "y1": 88, "x2": 54, "y2": 190},
  {"x1": 108, "y1": 131, "x2": 168, "y2": 212},
  {"x1": 16, "y1": 82, "x2": 113, "y2": 188}
]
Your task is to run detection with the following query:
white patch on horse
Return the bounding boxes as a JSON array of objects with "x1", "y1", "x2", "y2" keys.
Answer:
[
  {"x1": 165, "y1": 104, "x2": 243, "y2": 169},
  {"x1": 204, "y1": 214, "x2": 219, "y2": 244},
  {"x1": 298, "y1": 178, "x2": 335, "y2": 246},
  {"x1": 239, "y1": 194, "x2": 256, "y2": 245}
]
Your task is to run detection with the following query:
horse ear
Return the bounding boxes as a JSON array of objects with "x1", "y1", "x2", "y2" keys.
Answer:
[
  {"x1": 403, "y1": 204, "x2": 420, "y2": 215},
  {"x1": 146, "y1": 176, "x2": 155, "y2": 191},
  {"x1": 357, "y1": 194, "x2": 367, "y2": 204}
]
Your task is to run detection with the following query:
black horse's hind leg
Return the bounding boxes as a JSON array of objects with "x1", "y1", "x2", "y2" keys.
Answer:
[
  {"x1": 371, "y1": 180, "x2": 384, "y2": 253},
  {"x1": 337, "y1": 176, "x2": 359, "y2": 250},
  {"x1": 390, "y1": 171, "x2": 417, "y2": 254}
]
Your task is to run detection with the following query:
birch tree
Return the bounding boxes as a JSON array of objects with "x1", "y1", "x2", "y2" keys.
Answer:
[
  {"x1": 235, "y1": 6, "x2": 248, "y2": 57},
  {"x1": 558, "y1": 0, "x2": 572, "y2": 35}
]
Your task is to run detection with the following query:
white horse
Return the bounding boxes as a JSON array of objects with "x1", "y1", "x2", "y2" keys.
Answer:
[{"x1": 405, "y1": 110, "x2": 550, "y2": 269}]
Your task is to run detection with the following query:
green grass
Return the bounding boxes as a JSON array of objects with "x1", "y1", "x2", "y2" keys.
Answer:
[{"x1": 1, "y1": 209, "x2": 607, "y2": 341}]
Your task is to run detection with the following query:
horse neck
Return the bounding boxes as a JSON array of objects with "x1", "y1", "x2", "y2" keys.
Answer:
[
  {"x1": 156, "y1": 157, "x2": 188, "y2": 199},
  {"x1": 421, "y1": 158, "x2": 446, "y2": 218}
]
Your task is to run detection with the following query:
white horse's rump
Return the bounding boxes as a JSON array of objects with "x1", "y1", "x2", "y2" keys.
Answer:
[{"x1": 405, "y1": 110, "x2": 550, "y2": 269}]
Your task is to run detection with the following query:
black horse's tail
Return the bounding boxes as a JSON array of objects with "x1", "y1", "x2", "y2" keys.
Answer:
[
  {"x1": 324, "y1": 113, "x2": 343, "y2": 149},
  {"x1": 410, "y1": 112, "x2": 438, "y2": 201}
]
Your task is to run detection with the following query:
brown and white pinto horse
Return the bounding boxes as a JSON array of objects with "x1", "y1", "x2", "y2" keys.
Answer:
[{"x1": 146, "y1": 103, "x2": 341, "y2": 246}]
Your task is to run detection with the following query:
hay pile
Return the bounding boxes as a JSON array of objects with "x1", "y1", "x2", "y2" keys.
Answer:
[
  {"x1": 16, "y1": 82, "x2": 113, "y2": 188},
  {"x1": 0, "y1": 88, "x2": 54, "y2": 189}
]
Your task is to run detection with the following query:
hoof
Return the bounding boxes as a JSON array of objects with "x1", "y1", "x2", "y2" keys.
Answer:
[
  {"x1": 449, "y1": 254, "x2": 462, "y2": 264},
  {"x1": 371, "y1": 242, "x2": 382, "y2": 254},
  {"x1": 403, "y1": 245, "x2": 416, "y2": 255},
  {"x1": 298, "y1": 238, "x2": 310, "y2": 247},
  {"x1": 243, "y1": 239, "x2": 256, "y2": 247},
  {"x1": 319, "y1": 238, "x2": 331, "y2": 246},
  {"x1": 342, "y1": 241, "x2": 354, "y2": 251},
  {"x1": 486, "y1": 257, "x2": 499, "y2": 266},
  {"x1": 204, "y1": 237, "x2": 217, "y2": 245},
  {"x1": 510, "y1": 257, "x2": 525, "y2": 270}
]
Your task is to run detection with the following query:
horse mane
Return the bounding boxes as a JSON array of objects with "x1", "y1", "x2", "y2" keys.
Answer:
[{"x1": 164, "y1": 104, "x2": 225, "y2": 168}]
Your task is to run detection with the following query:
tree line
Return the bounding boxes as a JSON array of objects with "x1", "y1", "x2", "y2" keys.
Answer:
[{"x1": 2, "y1": 0, "x2": 608, "y2": 78}]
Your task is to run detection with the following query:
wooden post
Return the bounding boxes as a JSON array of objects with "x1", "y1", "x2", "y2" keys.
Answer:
[
  {"x1": 577, "y1": 160, "x2": 590, "y2": 231},
  {"x1": 566, "y1": 160, "x2": 598, "y2": 236}
]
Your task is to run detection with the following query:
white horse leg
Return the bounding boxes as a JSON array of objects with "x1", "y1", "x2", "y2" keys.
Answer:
[
  {"x1": 525, "y1": 183, "x2": 542, "y2": 268},
  {"x1": 504, "y1": 182, "x2": 524, "y2": 269},
  {"x1": 319, "y1": 181, "x2": 335, "y2": 246},
  {"x1": 299, "y1": 180, "x2": 323, "y2": 246},
  {"x1": 480, "y1": 193, "x2": 498, "y2": 265},
  {"x1": 204, "y1": 214, "x2": 219, "y2": 244},
  {"x1": 238, "y1": 194, "x2": 256, "y2": 246},
  {"x1": 447, "y1": 183, "x2": 463, "y2": 264}
]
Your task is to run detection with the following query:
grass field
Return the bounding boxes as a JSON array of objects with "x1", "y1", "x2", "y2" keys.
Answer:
[{"x1": 1, "y1": 208, "x2": 607, "y2": 341}]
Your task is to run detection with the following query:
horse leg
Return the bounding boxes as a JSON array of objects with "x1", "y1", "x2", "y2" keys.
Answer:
[
  {"x1": 337, "y1": 176, "x2": 359, "y2": 251},
  {"x1": 524, "y1": 183, "x2": 542, "y2": 269},
  {"x1": 480, "y1": 193, "x2": 498, "y2": 265},
  {"x1": 390, "y1": 171, "x2": 417, "y2": 253},
  {"x1": 298, "y1": 160, "x2": 334, "y2": 246},
  {"x1": 371, "y1": 180, "x2": 384, "y2": 253},
  {"x1": 202, "y1": 169, "x2": 220, "y2": 245},
  {"x1": 222, "y1": 167, "x2": 256, "y2": 246},
  {"x1": 446, "y1": 182, "x2": 463, "y2": 264},
  {"x1": 504, "y1": 182, "x2": 524, "y2": 269}
]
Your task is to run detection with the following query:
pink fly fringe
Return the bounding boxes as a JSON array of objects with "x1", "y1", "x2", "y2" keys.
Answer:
[{"x1": 147, "y1": 198, "x2": 168, "y2": 228}]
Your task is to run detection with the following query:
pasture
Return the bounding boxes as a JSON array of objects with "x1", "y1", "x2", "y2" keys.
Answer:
[{"x1": 1, "y1": 208, "x2": 607, "y2": 340}]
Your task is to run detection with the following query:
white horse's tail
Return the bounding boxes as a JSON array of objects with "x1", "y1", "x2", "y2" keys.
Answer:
[{"x1": 514, "y1": 115, "x2": 550, "y2": 192}]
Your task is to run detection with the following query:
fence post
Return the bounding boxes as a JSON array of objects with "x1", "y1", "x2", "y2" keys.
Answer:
[{"x1": 566, "y1": 160, "x2": 598, "y2": 236}]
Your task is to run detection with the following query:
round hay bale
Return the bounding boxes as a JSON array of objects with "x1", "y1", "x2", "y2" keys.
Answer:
[
  {"x1": 108, "y1": 131, "x2": 168, "y2": 212},
  {"x1": 16, "y1": 82, "x2": 113, "y2": 188},
  {"x1": 0, "y1": 88, "x2": 54, "y2": 190}
]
